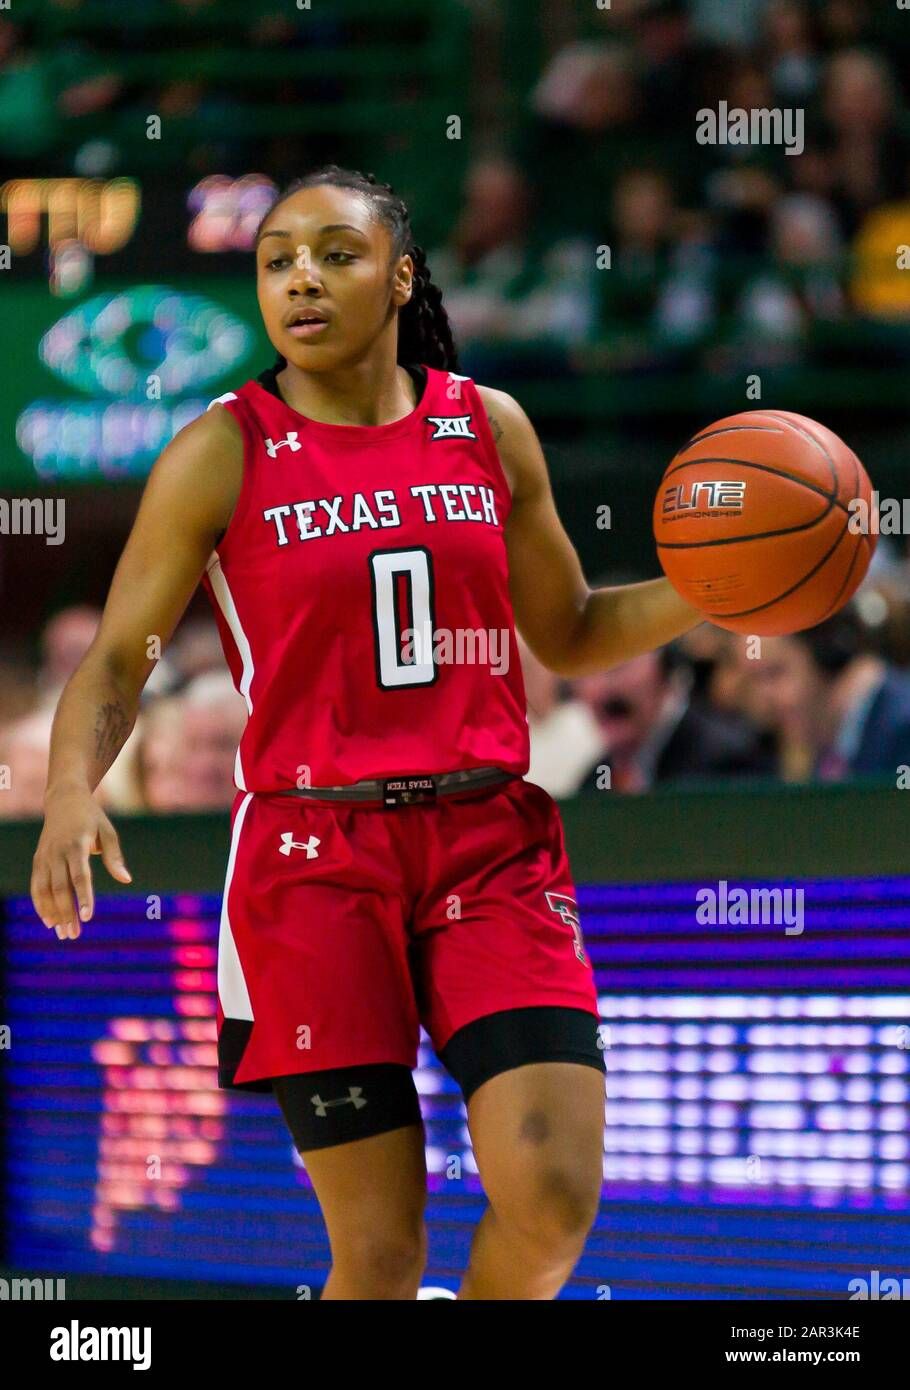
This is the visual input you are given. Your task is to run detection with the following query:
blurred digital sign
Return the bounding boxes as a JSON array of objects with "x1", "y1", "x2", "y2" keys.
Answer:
[
  {"x1": 187, "y1": 174, "x2": 278, "y2": 253},
  {"x1": 3, "y1": 877, "x2": 908, "y2": 1298},
  {"x1": 2, "y1": 281, "x2": 267, "y2": 484},
  {"x1": 0, "y1": 170, "x2": 277, "y2": 484},
  {"x1": 3, "y1": 171, "x2": 278, "y2": 282},
  {"x1": 1, "y1": 178, "x2": 141, "y2": 259}
]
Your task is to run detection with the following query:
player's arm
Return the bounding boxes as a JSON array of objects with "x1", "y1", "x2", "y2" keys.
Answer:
[
  {"x1": 31, "y1": 405, "x2": 243, "y2": 937},
  {"x1": 477, "y1": 385, "x2": 703, "y2": 678}
]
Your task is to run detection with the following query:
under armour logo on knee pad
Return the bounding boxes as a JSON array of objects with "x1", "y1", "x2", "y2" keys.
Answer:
[{"x1": 310, "y1": 1087, "x2": 367, "y2": 1117}]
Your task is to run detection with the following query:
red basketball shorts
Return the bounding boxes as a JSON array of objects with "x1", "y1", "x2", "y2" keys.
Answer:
[{"x1": 215, "y1": 776, "x2": 603, "y2": 1099}]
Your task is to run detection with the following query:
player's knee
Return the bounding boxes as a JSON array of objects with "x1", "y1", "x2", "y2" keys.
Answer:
[
  {"x1": 336, "y1": 1223, "x2": 428, "y2": 1293},
  {"x1": 508, "y1": 1163, "x2": 601, "y2": 1253}
]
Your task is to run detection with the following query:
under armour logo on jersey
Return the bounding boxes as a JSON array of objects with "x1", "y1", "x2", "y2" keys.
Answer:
[
  {"x1": 545, "y1": 891, "x2": 587, "y2": 964},
  {"x1": 279, "y1": 832, "x2": 320, "y2": 858},
  {"x1": 264, "y1": 432, "x2": 302, "y2": 456},
  {"x1": 425, "y1": 414, "x2": 477, "y2": 440},
  {"x1": 310, "y1": 1087, "x2": 367, "y2": 1117}
]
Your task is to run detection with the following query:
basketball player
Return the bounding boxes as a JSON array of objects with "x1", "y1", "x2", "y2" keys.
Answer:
[{"x1": 31, "y1": 167, "x2": 702, "y2": 1299}]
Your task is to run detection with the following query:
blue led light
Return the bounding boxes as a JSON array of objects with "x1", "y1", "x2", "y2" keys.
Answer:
[{"x1": 4, "y1": 877, "x2": 909, "y2": 1297}]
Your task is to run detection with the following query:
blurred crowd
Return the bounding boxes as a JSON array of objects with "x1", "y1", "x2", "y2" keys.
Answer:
[
  {"x1": 2, "y1": 0, "x2": 908, "y2": 382},
  {"x1": 2, "y1": 0, "x2": 910, "y2": 814},
  {"x1": 524, "y1": 530, "x2": 910, "y2": 796},
  {"x1": 0, "y1": 611, "x2": 247, "y2": 818},
  {"x1": 3, "y1": 548, "x2": 910, "y2": 817},
  {"x1": 432, "y1": 0, "x2": 910, "y2": 380},
  {"x1": 523, "y1": 581, "x2": 910, "y2": 799}
]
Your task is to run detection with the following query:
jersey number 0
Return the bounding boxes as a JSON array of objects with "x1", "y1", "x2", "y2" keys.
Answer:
[{"x1": 369, "y1": 548, "x2": 439, "y2": 690}]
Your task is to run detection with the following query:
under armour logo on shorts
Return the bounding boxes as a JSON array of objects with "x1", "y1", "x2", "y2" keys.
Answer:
[{"x1": 279, "y1": 832, "x2": 320, "y2": 858}]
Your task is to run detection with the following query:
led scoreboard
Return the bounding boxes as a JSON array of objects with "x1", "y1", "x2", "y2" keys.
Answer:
[{"x1": 3, "y1": 875, "x2": 908, "y2": 1299}]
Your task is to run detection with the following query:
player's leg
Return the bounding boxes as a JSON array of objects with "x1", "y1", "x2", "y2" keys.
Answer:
[
  {"x1": 273, "y1": 1069, "x2": 429, "y2": 1299},
  {"x1": 456, "y1": 1059, "x2": 604, "y2": 1300},
  {"x1": 414, "y1": 778, "x2": 607, "y2": 1298},
  {"x1": 218, "y1": 794, "x2": 429, "y2": 1297}
]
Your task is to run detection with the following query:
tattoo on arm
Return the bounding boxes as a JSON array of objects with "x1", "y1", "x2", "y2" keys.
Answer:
[
  {"x1": 486, "y1": 412, "x2": 504, "y2": 444},
  {"x1": 94, "y1": 700, "x2": 131, "y2": 766}
]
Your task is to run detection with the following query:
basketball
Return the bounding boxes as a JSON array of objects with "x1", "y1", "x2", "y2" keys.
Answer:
[{"x1": 652, "y1": 410, "x2": 877, "y2": 636}]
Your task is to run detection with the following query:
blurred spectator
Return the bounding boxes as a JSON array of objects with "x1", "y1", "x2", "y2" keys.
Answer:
[
  {"x1": 514, "y1": 40, "x2": 683, "y2": 242},
  {"x1": 730, "y1": 192, "x2": 844, "y2": 363},
  {"x1": 0, "y1": 655, "x2": 38, "y2": 727},
  {"x1": 36, "y1": 606, "x2": 102, "y2": 710},
  {"x1": 135, "y1": 696, "x2": 188, "y2": 814},
  {"x1": 763, "y1": 0, "x2": 819, "y2": 103},
  {"x1": 820, "y1": 49, "x2": 910, "y2": 239},
  {"x1": 568, "y1": 647, "x2": 773, "y2": 794},
  {"x1": 0, "y1": 707, "x2": 53, "y2": 819},
  {"x1": 429, "y1": 156, "x2": 596, "y2": 377},
  {"x1": 179, "y1": 672, "x2": 247, "y2": 811},
  {"x1": 590, "y1": 168, "x2": 714, "y2": 370},
  {"x1": 166, "y1": 617, "x2": 231, "y2": 686},
  {"x1": 517, "y1": 634, "x2": 604, "y2": 800},
  {"x1": 732, "y1": 609, "x2": 910, "y2": 783},
  {"x1": 819, "y1": 0, "x2": 874, "y2": 50},
  {"x1": 690, "y1": 0, "x2": 768, "y2": 48},
  {"x1": 0, "y1": 17, "x2": 122, "y2": 168}
]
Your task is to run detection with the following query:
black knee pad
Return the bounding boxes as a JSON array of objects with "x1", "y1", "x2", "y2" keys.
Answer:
[
  {"x1": 439, "y1": 1006, "x2": 606, "y2": 1104},
  {"x1": 271, "y1": 1062, "x2": 422, "y2": 1153}
]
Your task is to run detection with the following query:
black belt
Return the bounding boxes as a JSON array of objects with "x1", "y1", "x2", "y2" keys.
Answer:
[{"x1": 275, "y1": 765, "x2": 517, "y2": 807}]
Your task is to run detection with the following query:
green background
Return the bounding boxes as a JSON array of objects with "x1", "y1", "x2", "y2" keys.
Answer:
[{"x1": 0, "y1": 779, "x2": 904, "y2": 897}]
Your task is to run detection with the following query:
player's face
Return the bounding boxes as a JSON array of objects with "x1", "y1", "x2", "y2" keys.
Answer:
[{"x1": 255, "y1": 185, "x2": 412, "y2": 370}]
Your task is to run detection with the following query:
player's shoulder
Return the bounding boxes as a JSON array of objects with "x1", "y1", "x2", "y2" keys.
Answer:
[
  {"x1": 473, "y1": 383, "x2": 538, "y2": 445},
  {"x1": 469, "y1": 384, "x2": 547, "y2": 501},
  {"x1": 155, "y1": 387, "x2": 246, "y2": 477},
  {"x1": 472, "y1": 384, "x2": 542, "y2": 474},
  {"x1": 180, "y1": 395, "x2": 245, "y2": 451},
  {"x1": 182, "y1": 374, "x2": 268, "y2": 449},
  {"x1": 474, "y1": 382, "x2": 525, "y2": 420}
]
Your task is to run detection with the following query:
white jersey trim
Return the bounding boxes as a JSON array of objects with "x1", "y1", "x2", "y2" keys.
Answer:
[
  {"x1": 218, "y1": 791, "x2": 255, "y2": 1023},
  {"x1": 205, "y1": 550, "x2": 254, "y2": 791}
]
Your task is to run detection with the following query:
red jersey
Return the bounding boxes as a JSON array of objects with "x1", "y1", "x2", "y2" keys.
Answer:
[{"x1": 199, "y1": 363, "x2": 530, "y2": 791}]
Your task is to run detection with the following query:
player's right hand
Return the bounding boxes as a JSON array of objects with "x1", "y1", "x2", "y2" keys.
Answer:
[{"x1": 31, "y1": 788, "x2": 132, "y2": 940}]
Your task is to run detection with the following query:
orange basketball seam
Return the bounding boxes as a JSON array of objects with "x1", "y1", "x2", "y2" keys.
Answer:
[
  {"x1": 668, "y1": 410, "x2": 840, "y2": 499},
  {"x1": 815, "y1": 434, "x2": 867, "y2": 624},
  {"x1": 672, "y1": 423, "x2": 785, "y2": 458},
  {"x1": 698, "y1": 515, "x2": 856, "y2": 620},
  {"x1": 758, "y1": 411, "x2": 841, "y2": 493},
  {"x1": 817, "y1": 529, "x2": 865, "y2": 625}
]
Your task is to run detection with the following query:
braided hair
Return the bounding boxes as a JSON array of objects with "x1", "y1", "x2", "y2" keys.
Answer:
[{"x1": 255, "y1": 164, "x2": 459, "y2": 374}]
